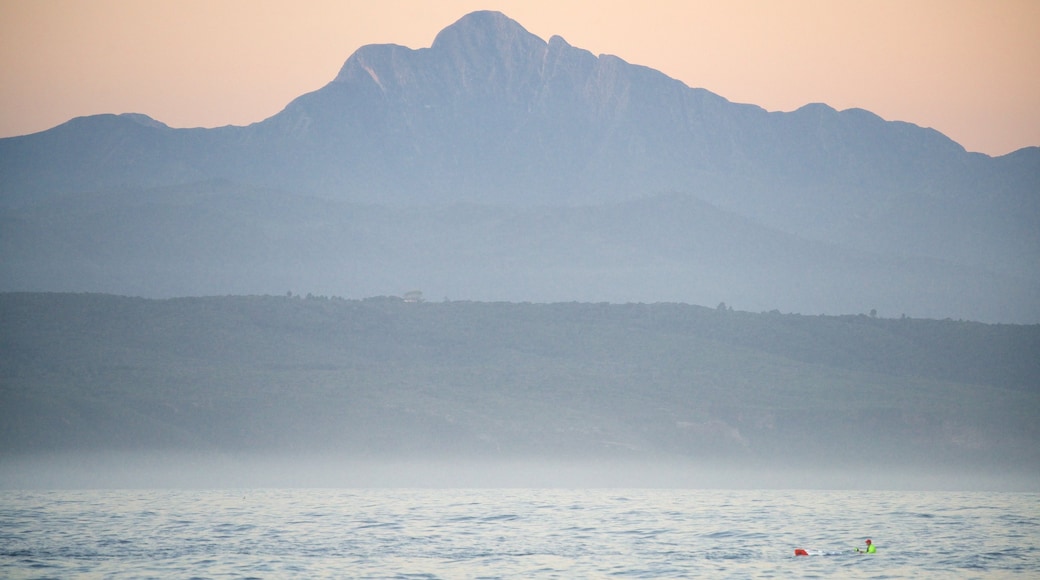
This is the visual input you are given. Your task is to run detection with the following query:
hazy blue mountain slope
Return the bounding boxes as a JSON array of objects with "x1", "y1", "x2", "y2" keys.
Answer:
[
  {"x1": 1, "y1": 12, "x2": 1034, "y2": 215},
  {"x1": 3, "y1": 183, "x2": 1035, "y2": 321}
]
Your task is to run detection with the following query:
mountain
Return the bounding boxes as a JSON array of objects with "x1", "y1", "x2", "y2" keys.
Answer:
[
  {"x1": 2, "y1": 181, "x2": 1036, "y2": 321},
  {"x1": 2, "y1": 293, "x2": 1037, "y2": 488},
  {"x1": 0, "y1": 11, "x2": 1037, "y2": 320}
]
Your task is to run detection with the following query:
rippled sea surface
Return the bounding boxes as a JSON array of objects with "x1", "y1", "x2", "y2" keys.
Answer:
[{"x1": 1, "y1": 489, "x2": 1038, "y2": 578}]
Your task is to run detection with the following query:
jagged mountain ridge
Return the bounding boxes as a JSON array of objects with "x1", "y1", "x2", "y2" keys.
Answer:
[
  {"x1": 0, "y1": 11, "x2": 1037, "y2": 318},
  {"x1": 3, "y1": 11, "x2": 1034, "y2": 205}
]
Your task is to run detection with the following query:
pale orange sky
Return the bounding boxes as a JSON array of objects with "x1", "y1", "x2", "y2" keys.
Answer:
[{"x1": 1, "y1": 0, "x2": 1037, "y2": 155}]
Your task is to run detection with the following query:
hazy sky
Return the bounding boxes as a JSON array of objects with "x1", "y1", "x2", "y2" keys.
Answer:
[{"x1": 1, "y1": 0, "x2": 1037, "y2": 156}]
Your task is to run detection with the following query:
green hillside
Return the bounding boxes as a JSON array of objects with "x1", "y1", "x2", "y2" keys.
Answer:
[{"x1": 1, "y1": 293, "x2": 1037, "y2": 479}]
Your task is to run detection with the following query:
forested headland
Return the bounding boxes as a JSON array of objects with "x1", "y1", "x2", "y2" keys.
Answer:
[{"x1": 1, "y1": 293, "x2": 1037, "y2": 487}]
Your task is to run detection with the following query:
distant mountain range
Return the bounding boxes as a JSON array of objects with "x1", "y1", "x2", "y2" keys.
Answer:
[{"x1": 1, "y1": 11, "x2": 1037, "y2": 321}]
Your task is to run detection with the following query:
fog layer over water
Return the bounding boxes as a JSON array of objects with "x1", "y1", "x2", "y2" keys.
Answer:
[{"x1": 1, "y1": 453, "x2": 1035, "y2": 492}]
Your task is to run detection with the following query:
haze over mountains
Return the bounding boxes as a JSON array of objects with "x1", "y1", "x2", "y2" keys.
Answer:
[{"x1": 1, "y1": 10, "x2": 1038, "y2": 321}]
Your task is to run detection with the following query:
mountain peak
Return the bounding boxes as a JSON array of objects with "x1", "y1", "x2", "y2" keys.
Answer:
[
  {"x1": 331, "y1": 10, "x2": 547, "y2": 90},
  {"x1": 431, "y1": 10, "x2": 547, "y2": 59},
  {"x1": 432, "y1": 11, "x2": 536, "y2": 45}
]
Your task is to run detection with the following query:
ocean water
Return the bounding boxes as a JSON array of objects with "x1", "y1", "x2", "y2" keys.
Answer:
[{"x1": 1, "y1": 488, "x2": 1037, "y2": 578}]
